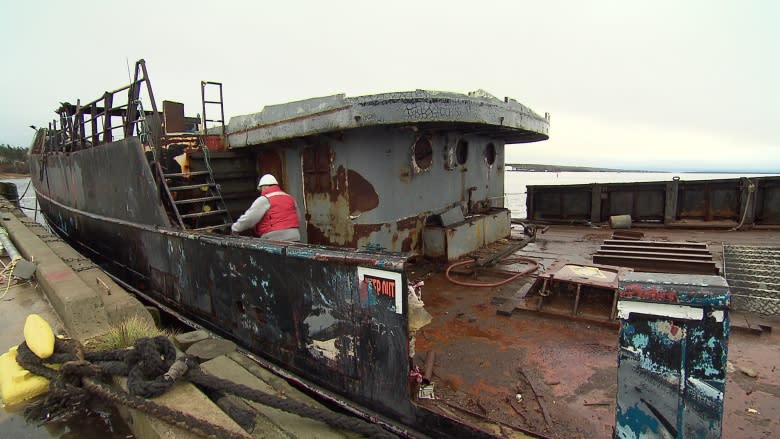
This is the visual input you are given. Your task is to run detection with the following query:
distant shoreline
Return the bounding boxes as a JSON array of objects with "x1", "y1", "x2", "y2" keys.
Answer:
[
  {"x1": 505, "y1": 164, "x2": 776, "y2": 174},
  {"x1": 505, "y1": 164, "x2": 649, "y2": 172}
]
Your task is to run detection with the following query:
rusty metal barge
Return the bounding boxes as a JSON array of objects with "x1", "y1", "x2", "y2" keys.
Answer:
[
  {"x1": 526, "y1": 175, "x2": 780, "y2": 230},
  {"x1": 28, "y1": 60, "x2": 552, "y2": 438}
]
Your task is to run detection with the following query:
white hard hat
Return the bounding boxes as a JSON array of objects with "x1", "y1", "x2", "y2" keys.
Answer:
[{"x1": 257, "y1": 174, "x2": 278, "y2": 188}]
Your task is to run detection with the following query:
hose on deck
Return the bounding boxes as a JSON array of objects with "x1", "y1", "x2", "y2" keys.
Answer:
[{"x1": 445, "y1": 256, "x2": 539, "y2": 287}]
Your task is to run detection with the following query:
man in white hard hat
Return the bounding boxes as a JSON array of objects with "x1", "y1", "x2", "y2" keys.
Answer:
[{"x1": 231, "y1": 174, "x2": 301, "y2": 241}]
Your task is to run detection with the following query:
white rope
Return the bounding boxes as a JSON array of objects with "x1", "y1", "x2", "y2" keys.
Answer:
[{"x1": 0, "y1": 256, "x2": 20, "y2": 300}]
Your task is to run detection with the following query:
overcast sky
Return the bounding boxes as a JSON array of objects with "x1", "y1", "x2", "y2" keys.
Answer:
[{"x1": 1, "y1": 1, "x2": 778, "y2": 172}]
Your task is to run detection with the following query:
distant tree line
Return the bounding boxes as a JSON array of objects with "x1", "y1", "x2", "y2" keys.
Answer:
[
  {"x1": 0, "y1": 144, "x2": 29, "y2": 174},
  {"x1": 506, "y1": 163, "x2": 651, "y2": 172}
]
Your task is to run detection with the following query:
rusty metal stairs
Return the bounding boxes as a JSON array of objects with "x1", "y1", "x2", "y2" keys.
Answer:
[
  {"x1": 162, "y1": 142, "x2": 233, "y2": 232},
  {"x1": 156, "y1": 80, "x2": 234, "y2": 232}
]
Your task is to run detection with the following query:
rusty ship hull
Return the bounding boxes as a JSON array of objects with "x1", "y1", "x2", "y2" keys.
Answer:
[{"x1": 28, "y1": 61, "x2": 551, "y2": 438}]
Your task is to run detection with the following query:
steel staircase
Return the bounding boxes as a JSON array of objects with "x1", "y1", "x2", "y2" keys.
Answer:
[
  {"x1": 137, "y1": 76, "x2": 237, "y2": 232},
  {"x1": 156, "y1": 80, "x2": 233, "y2": 231},
  {"x1": 162, "y1": 142, "x2": 233, "y2": 232}
]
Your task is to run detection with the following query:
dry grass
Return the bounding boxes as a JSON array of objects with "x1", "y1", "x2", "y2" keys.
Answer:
[{"x1": 88, "y1": 314, "x2": 176, "y2": 352}]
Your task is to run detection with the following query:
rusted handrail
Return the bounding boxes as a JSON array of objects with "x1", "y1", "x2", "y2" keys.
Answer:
[{"x1": 42, "y1": 59, "x2": 160, "y2": 154}]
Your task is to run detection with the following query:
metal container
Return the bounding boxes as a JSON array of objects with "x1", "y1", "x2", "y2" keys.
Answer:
[
  {"x1": 615, "y1": 272, "x2": 730, "y2": 439},
  {"x1": 609, "y1": 214, "x2": 632, "y2": 229}
]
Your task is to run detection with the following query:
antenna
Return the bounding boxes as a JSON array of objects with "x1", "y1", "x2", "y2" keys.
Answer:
[{"x1": 125, "y1": 58, "x2": 131, "y2": 82}]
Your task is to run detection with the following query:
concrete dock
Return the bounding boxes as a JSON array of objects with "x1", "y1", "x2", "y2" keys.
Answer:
[{"x1": 0, "y1": 197, "x2": 374, "y2": 438}]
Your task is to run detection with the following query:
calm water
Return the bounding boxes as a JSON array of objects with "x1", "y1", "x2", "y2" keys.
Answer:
[
  {"x1": 1, "y1": 177, "x2": 45, "y2": 225},
  {"x1": 503, "y1": 171, "x2": 777, "y2": 219}
]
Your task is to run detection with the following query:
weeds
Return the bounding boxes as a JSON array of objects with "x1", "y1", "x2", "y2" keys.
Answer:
[{"x1": 88, "y1": 314, "x2": 176, "y2": 351}]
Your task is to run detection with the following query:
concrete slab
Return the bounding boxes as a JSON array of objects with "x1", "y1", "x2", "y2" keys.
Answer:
[
  {"x1": 227, "y1": 352, "x2": 335, "y2": 409},
  {"x1": 114, "y1": 376, "x2": 250, "y2": 439},
  {"x1": 174, "y1": 330, "x2": 210, "y2": 351},
  {"x1": 0, "y1": 209, "x2": 110, "y2": 340},
  {"x1": 3, "y1": 204, "x2": 154, "y2": 329},
  {"x1": 186, "y1": 338, "x2": 237, "y2": 361},
  {"x1": 201, "y1": 355, "x2": 357, "y2": 439},
  {"x1": 0, "y1": 269, "x2": 66, "y2": 352},
  {"x1": 0, "y1": 200, "x2": 152, "y2": 339},
  {"x1": 0, "y1": 199, "x2": 249, "y2": 439}
]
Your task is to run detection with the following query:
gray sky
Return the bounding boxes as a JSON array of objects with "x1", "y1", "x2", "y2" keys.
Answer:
[{"x1": 2, "y1": 1, "x2": 778, "y2": 172}]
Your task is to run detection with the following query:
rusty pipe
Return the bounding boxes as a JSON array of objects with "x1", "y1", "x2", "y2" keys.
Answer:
[{"x1": 423, "y1": 351, "x2": 435, "y2": 384}]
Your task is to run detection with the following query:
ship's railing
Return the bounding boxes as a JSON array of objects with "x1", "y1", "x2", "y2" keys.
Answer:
[{"x1": 32, "y1": 60, "x2": 162, "y2": 159}]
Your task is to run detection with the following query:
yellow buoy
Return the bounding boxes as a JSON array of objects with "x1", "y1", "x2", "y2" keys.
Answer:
[
  {"x1": 23, "y1": 314, "x2": 55, "y2": 359},
  {"x1": 0, "y1": 346, "x2": 50, "y2": 406}
]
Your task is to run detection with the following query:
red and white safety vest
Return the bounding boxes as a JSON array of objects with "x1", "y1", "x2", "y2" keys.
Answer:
[{"x1": 254, "y1": 185, "x2": 299, "y2": 237}]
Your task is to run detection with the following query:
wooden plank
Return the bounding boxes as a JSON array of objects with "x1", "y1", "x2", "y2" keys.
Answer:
[
  {"x1": 602, "y1": 239, "x2": 708, "y2": 249},
  {"x1": 595, "y1": 249, "x2": 713, "y2": 261},
  {"x1": 593, "y1": 254, "x2": 718, "y2": 274}
]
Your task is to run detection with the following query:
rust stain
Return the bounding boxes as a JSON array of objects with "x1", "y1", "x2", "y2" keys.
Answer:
[
  {"x1": 332, "y1": 166, "x2": 348, "y2": 203},
  {"x1": 399, "y1": 164, "x2": 412, "y2": 183},
  {"x1": 710, "y1": 207, "x2": 738, "y2": 218},
  {"x1": 347, "y1": 169, "x2": 378, "y2": 215},
  {"x1": 353, "y1": 223, "x2": 384, "y2": 249},
  {"x1": 620, "y1": 283, "x2": 678, "y2": 302},
  {"x1": 468, "y1": 378, "x2": 505, "y2": 397},
  {"x1": 305, "y1": 192, "x2": 352, "y2": 246},
  {"x1": 258, "y1": 149, "x2": 284, "y2": 185},
  {"x1": 424, "y1": 318, "x2": 496, "y2": 342},
  {"x1": 307, "y1": 218, "x2": 383, "y2": 248},
  {"x1": 306, "y1": 222, "x2": 331, "y2": 246},
  {"x1": 401, "y1": 235, "x2": 413, "y2": 252},
  {"x1": 46, "y1": 270, "x2": 73, "y2": 281},
  {"x1": 397, "y1": 215, "x2": 423, "y2": 252},
  {"x1": 443, "y1": 375, "x2": 463, "y2": 391},
  {"x1": 304, "y1": 166, "x2": 425, "y2": 250},
  {"x1": 396, "y1": 216, "x2": 419, "y2": 231},
  {"x1": 354, "y1": 223, "x2": 382, "y2": 238}
]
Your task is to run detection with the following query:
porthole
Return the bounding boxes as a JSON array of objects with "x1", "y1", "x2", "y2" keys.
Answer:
[
  {"x1": 484, "y1": 142, "x2": 496, "y2": 166},
  {"x1": 456, "y1": 139, "x2": 468, "y2": 165},
  {"x1": 413, "y1": 137, "x2": 433, "y2": 171}
]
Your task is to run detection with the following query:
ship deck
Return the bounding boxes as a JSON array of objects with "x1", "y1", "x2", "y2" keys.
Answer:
[{"x1": 408, "y1": 225, "x2": 780, "y2": 438}]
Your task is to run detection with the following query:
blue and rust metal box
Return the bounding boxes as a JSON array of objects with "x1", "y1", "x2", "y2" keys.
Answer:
[{"x1": 615, "y1": 272, "x2": 730, "y2": 439}]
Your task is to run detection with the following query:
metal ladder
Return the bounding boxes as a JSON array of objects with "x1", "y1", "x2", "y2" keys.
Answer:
[
  {"x1": 134, "y1": 94, "x2": 232, "y2": 232},
  {"x1": 162, "y1": 141, "x2": 233, "y2": 232},
  {"x1": 201, "y1": 81, "x2": 226, "y2": 137}
]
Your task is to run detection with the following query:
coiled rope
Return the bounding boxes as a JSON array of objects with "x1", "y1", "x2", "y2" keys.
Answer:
[{"x1": 16, "y1": 336, "x2": 397, "y2": 439}]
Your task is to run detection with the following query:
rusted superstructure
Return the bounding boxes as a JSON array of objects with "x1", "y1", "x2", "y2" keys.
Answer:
[
  {"x1": 224, "y1": 88, "x2": 549, "y2": 253},
  {"x1": 28, "y1": 60, "x2": 551, "y2": 437}
]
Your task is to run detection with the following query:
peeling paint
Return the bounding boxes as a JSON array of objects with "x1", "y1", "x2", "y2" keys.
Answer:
[
  {"x1": 308, "y1": 335, "x2": 354, "y2": 362},
  {"x1": 617, "y1": 273, "x2": 729, "y2": 438},
  {"x1": 346, "y1": 169, "x2": 378, "y2": 215}
]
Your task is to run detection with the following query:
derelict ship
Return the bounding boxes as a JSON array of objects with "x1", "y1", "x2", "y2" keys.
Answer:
[{"x1": 28, "y1": 60, "x2": 550, "y2": 437}]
